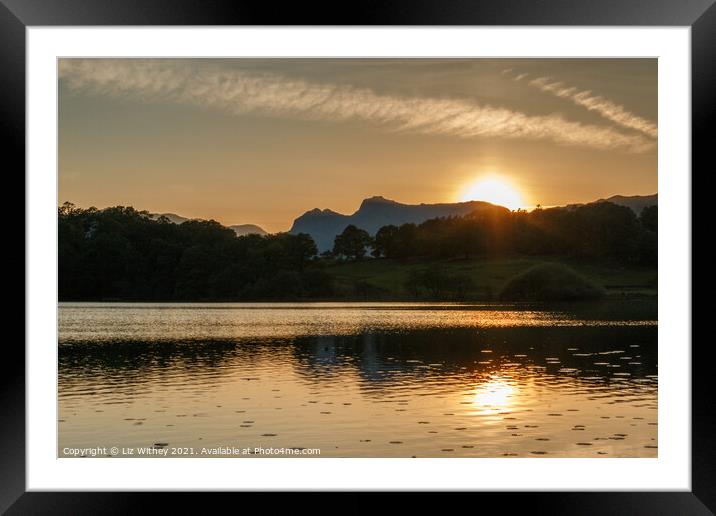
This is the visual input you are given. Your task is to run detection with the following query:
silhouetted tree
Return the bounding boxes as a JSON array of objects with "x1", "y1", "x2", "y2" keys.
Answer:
[
  {"x1": 372, "y1": 225, "x2": 399, "y2": 258},
  {"x1": 333, "y1": 225, "x2": 372, "y2": 260},
  {"x1": 568, "y1": 202, "x2": 641, "y2": 263},
  {"x1": 393, "y1": 223, "x2": 418, "y2": 260}
]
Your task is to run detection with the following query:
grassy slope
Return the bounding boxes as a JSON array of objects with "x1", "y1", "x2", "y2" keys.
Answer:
[{"x1": 325, "y1": 256, "x2": 657, "y2": 300}]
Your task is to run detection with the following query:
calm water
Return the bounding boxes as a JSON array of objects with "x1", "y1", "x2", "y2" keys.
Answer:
[{"x1": 58, "y1": 302, "x2": 658, "y2": 458}]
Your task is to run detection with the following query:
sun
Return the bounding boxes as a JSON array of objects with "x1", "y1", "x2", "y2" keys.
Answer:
[{"x1": 459, "y1": 176, "x2": 524, "y2": 211}]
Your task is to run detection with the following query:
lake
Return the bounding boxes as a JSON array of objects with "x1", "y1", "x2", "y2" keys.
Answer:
[{"x1": 58, "y1": 301, "x2": 657, "y2": 458}]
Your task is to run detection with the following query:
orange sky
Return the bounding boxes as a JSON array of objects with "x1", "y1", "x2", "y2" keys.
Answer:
[{"x1": 59, "y1": 58, "x2": 657, "y2": 232}]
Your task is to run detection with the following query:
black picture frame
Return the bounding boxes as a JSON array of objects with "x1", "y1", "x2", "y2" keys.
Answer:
[{"x1": 5, "y1": 0, "x2": 712, "y2": 513}]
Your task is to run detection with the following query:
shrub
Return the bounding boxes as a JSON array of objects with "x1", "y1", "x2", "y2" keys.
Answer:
[{"x1": 499, "y1": 263, "x2": 606, "y2": 301}]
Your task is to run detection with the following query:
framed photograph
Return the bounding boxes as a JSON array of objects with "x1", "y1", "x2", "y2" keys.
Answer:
[{"x1": 7, "y1": 0, "x2": 712, "y2": 512}]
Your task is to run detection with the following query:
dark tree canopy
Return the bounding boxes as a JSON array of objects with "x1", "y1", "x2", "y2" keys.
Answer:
[
  {"x1": 372, "y1": 224, "x2": 399, "y2": 258},
  {"x1": 367, "y1": 202, "x2": 656, "y2": 266},
  {"x1": 333, "y1": 224, "x2": 372, "y2": 260},
  {"x1": 58, "y1": 203, "x2": 330, "y2": 301}
]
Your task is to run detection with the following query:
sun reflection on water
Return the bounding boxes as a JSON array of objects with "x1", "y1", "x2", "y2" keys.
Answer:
[{"x1": 472, "y1": 377, "x2": 517, "y2": 414}]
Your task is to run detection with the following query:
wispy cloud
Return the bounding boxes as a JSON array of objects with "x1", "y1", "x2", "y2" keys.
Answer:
[
  {"x1": 59, "y1": 59, "x2": 654, "y2": 153},
  {"x1": 524, "y1": 75, "x2": 657, "y2": 139}
]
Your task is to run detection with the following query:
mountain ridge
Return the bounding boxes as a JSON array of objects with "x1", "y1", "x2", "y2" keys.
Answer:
[
  {"x1": 289, "y1": 196, "x2": 506, "y2": 251},
  {"x1": 565, "y1": 194, "x2": 657, "y2": 215},
  {"x1": 150, "y1": 213, "x2": 267, "y2": 236}
]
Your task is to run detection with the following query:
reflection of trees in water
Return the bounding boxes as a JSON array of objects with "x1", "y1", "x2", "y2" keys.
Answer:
[
  {"x1": 61, "y1": 340, "x2": 237, "y2": 375},
  {"x1": 58, "y1": 339, "x2": 293, "y2": 395},
  {"x1": 61, "y1": 341, "x2": 219, "y2": 400},
  {"x1": 59, "y1": 326, "x2": 657, "y2": 397},
  {"x1": 289, "y1": 326, "x2": 657, "y2": 396}
]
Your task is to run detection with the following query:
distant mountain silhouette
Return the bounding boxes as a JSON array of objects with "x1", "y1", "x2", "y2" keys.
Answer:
[
  {"x1": 598, "y1": 194, "x2": 657, "y2": 215},
  {"x1": 289, "y1": 196, "x2": 506, "y2": 251},
  {"x1": 564, "y1": 194, "x2": 657, "y2": 215},
  {"x1": 151, "y1": 212, "x2": 189, "y2": 225},
  {"x1": 229, "y1": 224, "x2": 268, "y2": 236},
  {"x1": 150, "y1": 213, "x2": 267, "y2": 236}
]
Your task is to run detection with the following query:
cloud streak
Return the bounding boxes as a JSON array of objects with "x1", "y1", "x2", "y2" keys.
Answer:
[
  {"x1": 526, "y1": 75, "x2": 657, "y2": 139},
  {"x1": 59, "y1": 59, "x2": 654, "y2": 153}
]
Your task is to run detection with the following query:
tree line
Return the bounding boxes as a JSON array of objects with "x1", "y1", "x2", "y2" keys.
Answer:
[
  {"x1": 58, "y1": 201, "x2": 656, "y2": 301},
  {"x1": 58, "y1": 203, "x2": 331, "y2": 301},
  {"x1": 331, "y1": 202, "x2": 657, "y2": 266}
]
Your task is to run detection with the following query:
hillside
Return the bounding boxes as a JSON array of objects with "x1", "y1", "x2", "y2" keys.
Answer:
[{"x1": 325, "y1": 256, "x2": 657, "y2": 301}]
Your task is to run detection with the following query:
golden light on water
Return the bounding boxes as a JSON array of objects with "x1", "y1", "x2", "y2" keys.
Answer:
[
  {"x1": 472, "y1": 377, "x2": 516, "y2": 413},
  {"x1": 459, "y1": 176, "x2": 525, "y2": 211}
]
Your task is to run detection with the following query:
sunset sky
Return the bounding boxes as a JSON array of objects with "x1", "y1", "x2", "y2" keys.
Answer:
[{"x1": 58, "y1": 58, "x2": 657, "y2": 232}]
